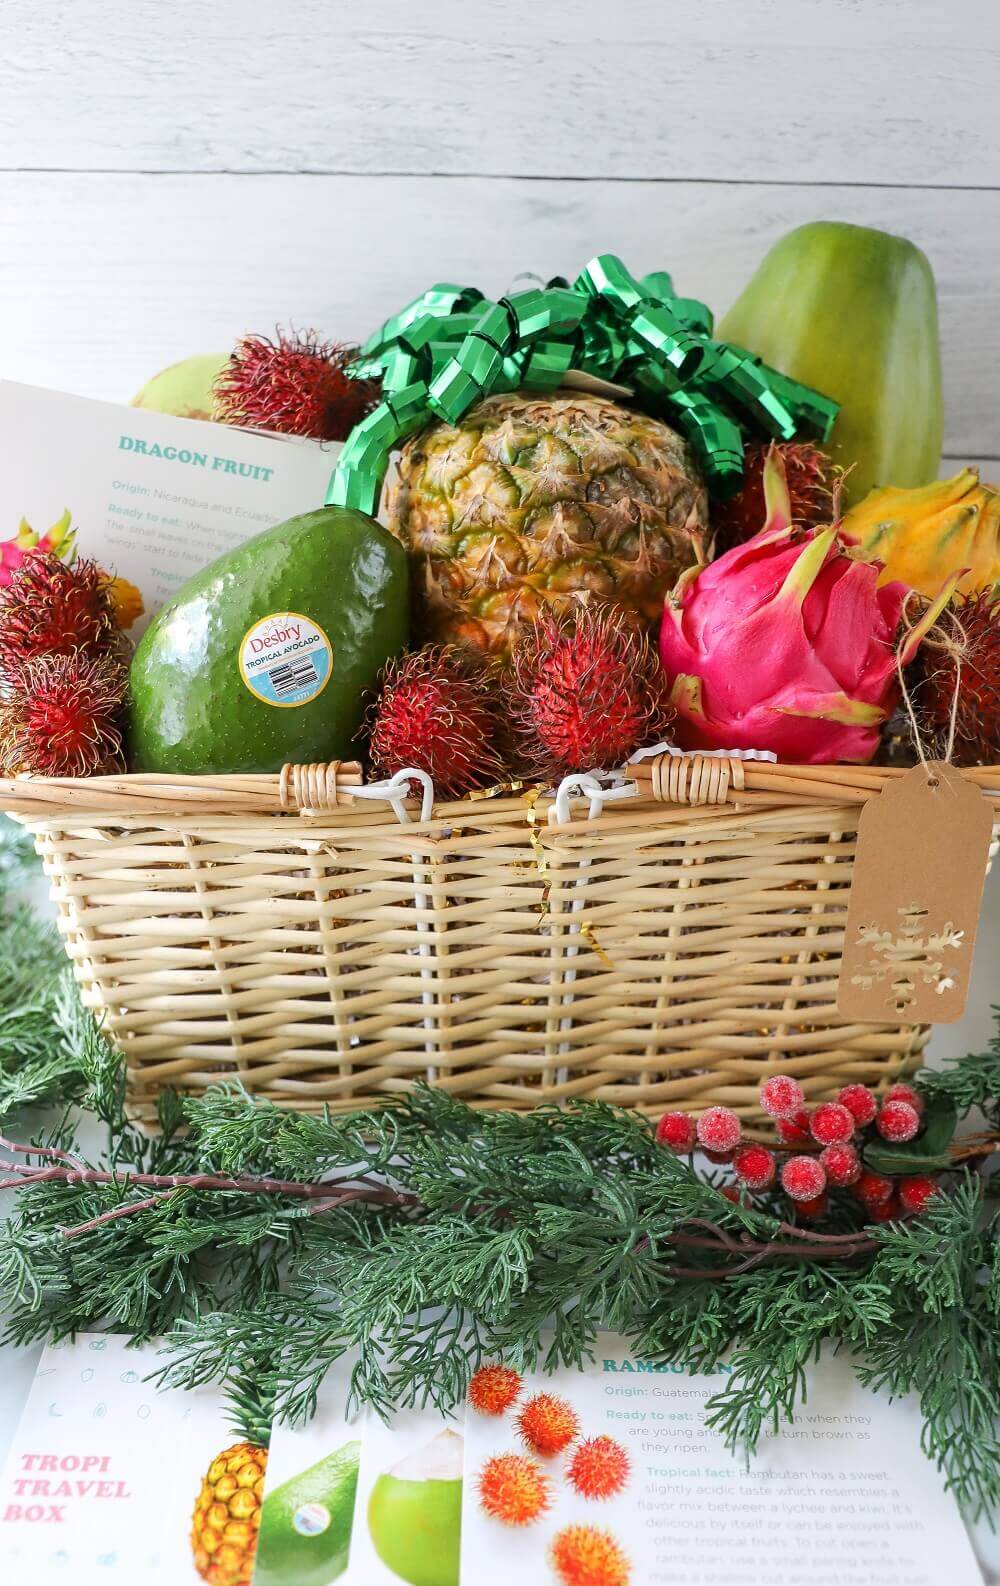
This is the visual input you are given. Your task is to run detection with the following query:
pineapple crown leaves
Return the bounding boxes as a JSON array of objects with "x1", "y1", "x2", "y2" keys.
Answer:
[
  {"x1": 327, "y1": 254, "x2": 839, "y2": 517},
  {"x1": 1, "y1": 981, "x2": 999, "y2": 1517}
]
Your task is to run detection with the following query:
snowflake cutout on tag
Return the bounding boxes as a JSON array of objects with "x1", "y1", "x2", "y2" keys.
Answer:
[{"x1": 850, "y1": 903, "x2": 965, "y2": 1014}]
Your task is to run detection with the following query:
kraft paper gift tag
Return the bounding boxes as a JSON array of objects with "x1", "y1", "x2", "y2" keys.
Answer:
[{"x1": 837, "y1": 762, "x2": 994, "y2": 1023}]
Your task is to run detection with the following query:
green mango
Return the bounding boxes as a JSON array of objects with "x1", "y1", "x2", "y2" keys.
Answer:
[
  {"x1": 254, "y1": 1439, "x2": 361, "y2": 1586},
  {"x1": 129, "y1": 506, "x2": 408, "y2": 773},
  {"x1": 130, "y1": 353, "x2": 228, "y2": 421},
  {"x1": 718, "y1": 221, "x2": 943, "y2": 507}
]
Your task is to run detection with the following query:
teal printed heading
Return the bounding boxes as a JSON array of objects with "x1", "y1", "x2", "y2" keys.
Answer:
[
  {"x1": 118, "y1": 435, "x2": 274, "y2": 481},
  {"x1": 602, "y1": 1358, "x2": 732, "y2": 1374}
]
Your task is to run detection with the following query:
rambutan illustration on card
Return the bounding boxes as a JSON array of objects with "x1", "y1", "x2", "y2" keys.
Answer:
[{"x1": 460, "y1": 1334, "x2": 984, "y2": 1586}]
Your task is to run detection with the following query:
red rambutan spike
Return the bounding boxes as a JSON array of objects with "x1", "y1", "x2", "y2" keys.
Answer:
[
  {"x1": 363, "y1": 644, "x2": 508, "y2": 799},
  {"x1": 507, "y1": 606, "x2": 673, "y2": 780},
  {"x1": 1, "y1": 651, "x2": 127, "y2": 777},
  {"x1": 0, "y1": 554, "x2": 117, "y2": 675},
  {"x1": 922, "y1": 591, "x2": 1000, "y2": 766},
  {"x1": 711, "y1": 440, "x2": 838, "y2": 555},
  {"x1": 213, "y1": 329, "x2": 379, "y2": 441}
]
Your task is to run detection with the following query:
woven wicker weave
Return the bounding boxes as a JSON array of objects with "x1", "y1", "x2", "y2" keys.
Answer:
[{"x1": 3, "y1": 755, "x2": 997, "y2": 1122}]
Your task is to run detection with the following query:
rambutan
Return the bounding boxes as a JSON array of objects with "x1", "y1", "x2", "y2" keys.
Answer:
[
  {"x1": 0, "y1": 651, "x2": 127, "y2": 776},
  {"x1": 516, "y1": 1393, "x2": 580, "y2": 1458},
  {"x1": 213, "y1": 329, "x2": 379, "y2": 441},
  {"x1": 655, "y1": 1112, "x2": 696, "y2": 1152},
  {"x1": 732, "y1": 1143, "x2": 776, "y2": 1190},
  {"x1": 566, "y1": 1435, "x2": 630, "y2": 1500},
  {"x1": 476, "y1": 1452, "x2": 551, "y2": 1526},
  {"x1": 711, "y1": 440, "x2": 837, "y2": 555},
  {"x1": 363, "y1": 645, "x2": 508, "y2": 799},
  {"x1": 468, "y1": 1363, "x2": 522, "y2": 1416},
  {"x1": 780, "y1": 1155, "x2": 827, "y2": 1202},
  {"x1": 507, "y1": 607, "x2": 673, "y2": 780},
  {"x1": 922, "y1": 592, "x2": 1000, "y2": 767},
  {"x1": 549, "y1": 1524, "x2": 630, "y2": 1586},
  {"x1": 759, "y1": 1074, "x2": 806, "y2": 1120},
  {"x1": 0, "y1": 554, "x2": 117, "y2": 675},
  {"x1": 695, "y1": 1106, "x2": 742, "y2": 1155}
]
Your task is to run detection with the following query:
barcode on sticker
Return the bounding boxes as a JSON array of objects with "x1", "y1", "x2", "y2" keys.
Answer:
[{"x1": 267, "y1": 659, "x2": 319, "y2": 696}]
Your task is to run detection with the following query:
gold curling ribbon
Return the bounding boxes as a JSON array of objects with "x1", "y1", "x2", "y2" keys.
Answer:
[{"x1": 580, "y1": 915, "x2": 614, "y2": 968}]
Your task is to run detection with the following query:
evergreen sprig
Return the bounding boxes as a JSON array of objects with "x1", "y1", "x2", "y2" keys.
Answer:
[{"x1": 1, "y1": 1048, "x2": 997, "y2": 1518}]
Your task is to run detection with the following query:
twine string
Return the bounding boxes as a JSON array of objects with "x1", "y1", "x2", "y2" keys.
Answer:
[{"x1": 896, "y1": 593, "x2": 963, "y2": 780}]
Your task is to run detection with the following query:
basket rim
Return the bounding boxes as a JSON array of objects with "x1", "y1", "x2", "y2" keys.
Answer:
[{"x1": 1, "y1": 756, "x2": 999, "y2": 822}]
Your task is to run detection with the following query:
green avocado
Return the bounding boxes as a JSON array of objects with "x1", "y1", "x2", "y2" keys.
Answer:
[
  {"x1": 128, "y1": 506, "x2": 408, "y2": 773},
  {"x1": 253, "y1": 1439, "x2": 361, "y2": 1586}
]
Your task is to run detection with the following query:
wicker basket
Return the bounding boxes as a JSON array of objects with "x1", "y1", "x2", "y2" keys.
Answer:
[{"x1": 2, "y1": 754, "x2": 997, "y2": 1123}]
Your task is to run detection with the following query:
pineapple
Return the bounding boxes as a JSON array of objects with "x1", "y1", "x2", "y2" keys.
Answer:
[
  {"x1": 386, "y1": 391, "x2": 708, "y2": 656},
  {"x1": 191, "y1": 1441, "x2": 268, "y2": 1586}
]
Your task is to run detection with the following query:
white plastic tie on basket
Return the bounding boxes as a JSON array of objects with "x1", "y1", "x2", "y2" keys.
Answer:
[
  {"x1": 352, "y1": 768, "x2": 434, "y2": 824},
  {"x1": 551, "y1": 743, "x2": 778, "y2": 825}
]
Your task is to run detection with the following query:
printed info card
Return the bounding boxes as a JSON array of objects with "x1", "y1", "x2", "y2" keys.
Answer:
[
  {"x1": 0, "y1": 381, "x2": 339, "y2": 634},
  {"x1": 461, "y1": 1335, "x2": 984, "y2": 1586},
  {"x1": 0, "y1": 1333, "x2": 243, "y2": 1584}
]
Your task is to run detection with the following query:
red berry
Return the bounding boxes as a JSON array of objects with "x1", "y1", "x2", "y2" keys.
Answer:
[
  {"x1": 809, "y1": 1102, "x2": 855, "y2": 1146},
  {"x1": 720, "y1": 1185, "x2": 741, "y2": 1203},
  {"x1": 776, "y1": 1108, "x2": 813, "y2": 1145},
  {"x1": 795, "y1": 1192, "x2": 829, "y2": 1221},
  {"x1": 855, "y1": 1170, "x2": 894, "y2": 1208},
  {"x1": 836, "y1": 1083, "x2": 878, "y2": 1127},
  {"x1": 705, "y1": 1148, "x2": 736, "y2": 1165},
  {"x1": 884, "y1": 1082, "x2": 924, "y2": 1115},
  {"x1": 819, "y1": 1142, "x2": 862, "y2": 1187},
  {"x1": 655, "y1": 1112, "x2": 696, "y2": 1152},
  {"x1": 876, "y1": 1100, "x2": 920, "y2": 1143},
  {"x1": 899, "y1": 1175, "x2": 939, "y2": 1216},
  {"x1": 866, "y1": 1194, "x2": 900, "y2": 1224},
  {"x1": 759, "y1": 1075, "x2": 806, "y2": 1119},
  {"x1": 733, "y1": 1144, "x2": 776, "y2": 1190},
  {"x1": 780, "y1": 1155, "x2": 827, "y2": 1202},
  {"x1": 696, "y1": 1106, "x2": 742, "y2": 1154}
]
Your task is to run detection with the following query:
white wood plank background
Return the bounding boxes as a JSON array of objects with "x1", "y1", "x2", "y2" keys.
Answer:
[{"x1": 0, "y1": 0, "x2": 997, "y2": 1071}]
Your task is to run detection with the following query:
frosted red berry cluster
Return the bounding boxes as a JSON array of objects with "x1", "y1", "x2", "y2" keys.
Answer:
[{"x1": 655, "y1": 1076, "x2": 939, "y2": 1226}]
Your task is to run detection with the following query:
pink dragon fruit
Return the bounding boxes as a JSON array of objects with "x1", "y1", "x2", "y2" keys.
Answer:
[
  {"x1": 659, "y1": 451, "x2": 954, "y2": 764},
  {"x1": 0, "y1": 509, "x2": 75, "y2": 587}
]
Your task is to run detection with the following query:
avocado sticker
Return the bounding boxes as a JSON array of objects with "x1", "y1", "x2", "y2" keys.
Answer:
[
  {"x1": 253, "y1": 1438, "x2": 361, "y2": 1586},
  {"x1": 239, "y1": 611, "x2": 332, "y2": 708}
]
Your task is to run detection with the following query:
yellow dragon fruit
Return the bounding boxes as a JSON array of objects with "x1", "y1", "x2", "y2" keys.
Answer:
[
  {"x1": 0, "y1": 508, "x2": 76, "y2": 586},
  {"x1": 840, "y1": 469, "x2": 1000, "y2": 599}
]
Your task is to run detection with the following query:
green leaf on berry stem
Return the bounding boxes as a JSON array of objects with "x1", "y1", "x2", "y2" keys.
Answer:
[{"x1": 862, "y1": 1098, "x2": 958, "y2": 1176}]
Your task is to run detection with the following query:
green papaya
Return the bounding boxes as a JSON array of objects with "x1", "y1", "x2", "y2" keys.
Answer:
[
  {"x1": 718, "y1": 221, "x2": 943, "y2": 507},
  {"x1": 129, "y1": 506, "x2": 408, "y2": 773},
  {"x1": 254, "y1": 1439, "x2": 361, "y2": 1586}
]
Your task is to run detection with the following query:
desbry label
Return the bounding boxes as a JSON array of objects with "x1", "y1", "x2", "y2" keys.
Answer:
[{"x1": 239, "y1": 611, "x2": 332, "y2": 708}]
